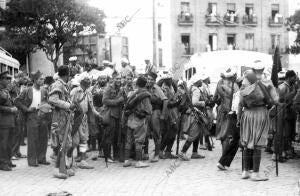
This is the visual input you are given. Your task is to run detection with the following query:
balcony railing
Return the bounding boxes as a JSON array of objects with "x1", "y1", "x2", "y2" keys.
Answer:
[
  {"x1": 224, "y1": 15, "x2": 239, "y2": 26},
  {"x1": 243, "y1": 15, "x2": 257, "y2": 26},
  {"x1": 178, "y1": 13, "x2": 193, "y2": 26},
  {"x1": 182, "y1": 47, "x2": 194, "y2": 56},
  {"x1": 269, "y1": 16, "x2": 284, "y2": 27},
  {"x1": 205, "y1": 14, "x2": 221, "y2": 26}
]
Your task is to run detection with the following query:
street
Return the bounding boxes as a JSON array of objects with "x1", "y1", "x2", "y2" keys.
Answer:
[{"x1": 0, "y1": 139, "x2": 299, "y2": 196}]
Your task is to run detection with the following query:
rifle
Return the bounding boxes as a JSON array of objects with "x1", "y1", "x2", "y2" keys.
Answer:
[
  {"x1": 58, "y1": 112, "x2": 73, "y2": 175},
  {"x1": 118, "y1": 88, "x2": 128, "y2": 162},
  {"x1": 176, "y1": 94, "x2": 183, "y2": 155}
]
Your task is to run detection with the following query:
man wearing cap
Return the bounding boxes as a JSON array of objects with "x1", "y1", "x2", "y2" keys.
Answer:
[
  {"x1": 145, "y1": 71, "x2": 168, "y2": 162},
  {"x1": 69, "y1": 56, "x2": 82, "y2": 78},
  {"x1": 102, "y1": 73, "x2": 125, "y2": 162},
  {"x1": 178, "y1": 74, "x2": 206, "y2": 160},
  {"x1": 90, "y1": 74, "x2": 108, "y2": 157},
  {"x1": 123, "y1": 76, "x2": 152, "y2": 168},
  {"x1": 273, "y1": 70, "x2": 297, "y2": 162},
  {"x1": 213, "y1": 68, "x2": 239, "y2": 144},
  {"x1": 70, "y1": 76, "x2": 99, "y2": 169},
  {"x1": 120, "y1": 58, "x2": 133, "y2": 78},
  {"x1": 198, "y1": 75, "x2": 214, "y2": 151},
  {"x1": 48, "y1": 65, "x2": 76, "y2": 179},
  {"x1": 0, "y1": 71, "x2": 18, "y2": 171},
  {"x1": 15, "y1": 71, "x2": 50, "y2": 167},
  {"x1": 238, "y1": 63, "x2": 278, "y2": 181},
  {"x1": 7, "y1": 72, "x2": 27, "y2": 160},
  {"x1": 159, "y1": 74, "x2": 179, "y2": 159}
]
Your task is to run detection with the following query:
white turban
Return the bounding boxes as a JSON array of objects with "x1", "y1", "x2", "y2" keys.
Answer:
[{"x1": 69, "y1": 56, "x2": 77, "y2": 62}]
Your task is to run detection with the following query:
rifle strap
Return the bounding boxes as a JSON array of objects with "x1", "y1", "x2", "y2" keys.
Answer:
[
  {"x1": 257, "y1": 81, "x2": 274, "y2": 104},
  {"x1": 229, "y1": 80, "x2": 235, "y2": 111}
]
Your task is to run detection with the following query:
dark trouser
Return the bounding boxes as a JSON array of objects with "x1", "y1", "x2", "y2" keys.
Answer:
[
  {"x1": 160, "y1": 121, "x2": 177, "y2": 153},
  {"x1": 0, "y1": 127, "x2": 14, "y2": 166},
  {"x1": 192, "y1": 137, "x2": 200, "y2": 153},
  {"x1": 12, "y1": 113, "x2": 24, "y2": 157},
  {"x1": 243, "y1": 148, "x2": 259, "y2": 172},
  {"x1": 103, "y1": 117, "x2": 120, "y2": 160},
  {"x1": 219, "y1": 138, "x2": 239, "y2": 167},
  {"x1": 147, "y1": 110, "x2": 162, "y2": 156},
  {"x1": 27, "y1": 113, "x2": 48, "y2": 165}
]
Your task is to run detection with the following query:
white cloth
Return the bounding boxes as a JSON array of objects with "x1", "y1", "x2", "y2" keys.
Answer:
[{"x1": 30, "y1": 87, "x2": 41, "y2": 108}]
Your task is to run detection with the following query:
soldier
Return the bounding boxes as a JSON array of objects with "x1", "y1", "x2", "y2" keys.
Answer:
[
  {"x1": 123, "y1": 76, "x2": 152, "y2": 168},
  {"x1": 69, "y1": 56, "x2": 82, "y2": 78},
  {"x1": 48, "y1": 66, "x2": 76, "y2": 179},
  {"x1": 91, "y1": 74, "x2": 108, "y2": 157},
  {"x1": 178, "y1": 74, "x2": 206, "y2": 160},
  {"x1": 102, "y1": 74, "x2": 125, "y2": 162},
  {"x1": 7, "y1": 72, "x2": 27, "y2": 160},
  {"x1": 0, "y1": 71, "x2": 18, "y2": 171},
  {"x1": 145, "y1": 71, "x2": 168, "y2": 162},
  {"x1": 70, "y1": 76, "x2": 99, "y2": 169},
  {"x1": 239, "y1": 62, "x2": 278, "y2": 181},
  {"x1": 159, "y1": 74, "x2": 179, "y2": 159},
  {"x1": 273, "y1": 70, "x2": 297, "y2": 162},
  {"x1": 120, "y1": 58, "x2": 133, "y2": 78},
  {"x1": 198, "y1": 75, "x2": 214, "y2": 151},
  {"x1": 15, "y1": 71, "x2": 50, "y2": 167}
]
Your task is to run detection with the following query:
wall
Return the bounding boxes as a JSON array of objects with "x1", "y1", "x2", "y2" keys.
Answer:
[{"x1": 30, "y1": 49, "x2": 63, "y2": 76}]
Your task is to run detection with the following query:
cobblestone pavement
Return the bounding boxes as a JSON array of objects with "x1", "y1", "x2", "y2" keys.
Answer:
[{"x1": 1, "y1": 138, "x2": 300, "y2": 196}]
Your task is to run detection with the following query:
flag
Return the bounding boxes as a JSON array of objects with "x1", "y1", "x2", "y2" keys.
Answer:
[{"x1": 271, "y1": 46, "x2": 282, "y2": 88}]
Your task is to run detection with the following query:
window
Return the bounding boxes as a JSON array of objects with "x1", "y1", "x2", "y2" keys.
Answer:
[
  {"x1": 0, "y1": 63, "x2": 5, "y2": 72},
  {"x1": 271, "y1": 4, "x2": 279, "y2": 19},
  {"x1": 8, "y1": 66, "x2": 12, "y2": 75},
  {"x1": 208, "y1": 3, "x2": 217, "y2": 15},
  {"x1": 181, "y1": 34, "x2": 190, "y2": 54},
  {"x1": 14, "y1": 68, "x2": 18, "y2": 75},
  {"x1": 158, "y1": 23, "x2": 162, "y2": 41},
  {"x1": 245, "y1": 34, "x2": 254, "y2": 50},
  {"x1": 122, "y1": 37, "x2": 129, "y2": 58},
  {"x1": 227, "y1": 3, "x2": 236, "y2": 14},
  {"x1": 245, "y1": 4, "x2": 254, "y2": 16},
  {"x1": 181, "y1": 2, "x2": 190, "y2": 13},
  {"x1": 271, "y1": 34, "x2": 280, "y2": 49},
  {"x1": 208, "y1": 34, "x2": 217, "y2": 51},
  {"x1": 227, "y1": 34, "x2": 236, "y2": 49},
  {"x1": 158, "y1": 48, "x2": 163, "y2": 67}
]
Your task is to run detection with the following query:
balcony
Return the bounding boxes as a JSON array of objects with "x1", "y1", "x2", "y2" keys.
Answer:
[
  {"x1": 269, "y1": 16, "x2": 284, "y2": 27},
  {"x1": 242, "y1": 15, "x2": 257, "y2": 27},
  {"x1": 205, "y1": 14, "x2": 221, "y2": 27},
  {"x1": 223, "y1": 15, "x2": 239, "y2": 27},
  {"x1": 178, "y1": 13, "x2": 193, "y2": 26},
  {"x1": 182, "y1": 47, "x2": 194, "y2": 56}
]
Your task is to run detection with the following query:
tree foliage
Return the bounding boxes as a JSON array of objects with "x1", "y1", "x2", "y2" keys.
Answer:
[{"x1": 1, "y1": 0, "x2": 105, "y2": 71}]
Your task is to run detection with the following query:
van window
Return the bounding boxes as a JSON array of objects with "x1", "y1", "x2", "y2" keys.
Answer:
[{"x1": 8, "y1": 66, "x2": 12, "y2": 75}]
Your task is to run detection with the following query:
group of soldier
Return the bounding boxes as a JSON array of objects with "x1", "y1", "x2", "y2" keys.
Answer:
[{"x1": 0, "y1": 57, "x2": 300, "y2": 182}]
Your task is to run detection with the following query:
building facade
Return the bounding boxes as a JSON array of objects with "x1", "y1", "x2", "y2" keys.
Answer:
[{"x1": 170, "y1": 0, "x2": 289, "y2": 78}]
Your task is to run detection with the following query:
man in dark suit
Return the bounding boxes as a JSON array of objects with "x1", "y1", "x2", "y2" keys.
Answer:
[
  {"x1": 0, "y1": 71, "x2": 18, "y2": 171},
  {"x1": 15, "y1": 70, "x2": 50, "y2": 167}
]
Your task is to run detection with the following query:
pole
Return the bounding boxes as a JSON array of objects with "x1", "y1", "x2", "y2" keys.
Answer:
[{"x1": 152, "y1": 0, "x2": 157, "y2": 67}]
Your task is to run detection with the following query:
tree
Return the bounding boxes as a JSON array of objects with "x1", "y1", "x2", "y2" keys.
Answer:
[{"x1": 2, "y1": 0, "x2": 105, "y2": 72}]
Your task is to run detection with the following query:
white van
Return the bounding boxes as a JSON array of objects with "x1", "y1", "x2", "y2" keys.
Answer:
[
  {"x1": 183, "y1": 50, "x2": 273, "y2": 91},
  {"x1": 0, "y1": 47, "x2": 20, "y2": 78}
]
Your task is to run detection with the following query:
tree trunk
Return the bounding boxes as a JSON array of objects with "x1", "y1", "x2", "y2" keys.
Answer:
[{"x1": 53, "y1": 60, "x2": 58, "y2": 73}]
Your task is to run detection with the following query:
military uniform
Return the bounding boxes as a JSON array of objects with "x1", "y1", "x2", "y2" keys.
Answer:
[
  {"x1": 0, "y1": 87, "x2": 16, "y2": 169},
  {"x1": 48, "y1": 78, "x2": 73, "y2": 167},
  {"x1": 102, "y1": 83, "x2": 124, "y2": 160},
  {"x1": 160, "y1": 82, "x2": 178, "y2": 158},
  {"x1": 146, "y1": 84, "x2": 167, "y2": 159},
  {"x1": 7, "y1": 81, "x2": 24, "y2": 158},
  {"x1": 124, "y1": 89, "x2": 152, "y2": 165}
]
